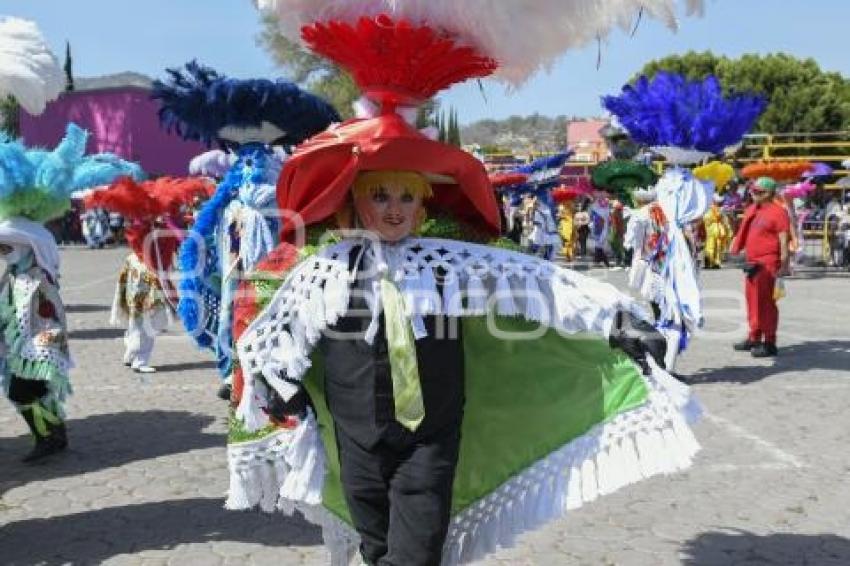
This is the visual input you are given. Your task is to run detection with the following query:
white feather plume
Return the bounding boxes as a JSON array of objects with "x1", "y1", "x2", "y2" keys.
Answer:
[
  {"x1": 0, "y1": 17, "x2": 64, "y2": 115},
  {"x1": 255, "y1": 0, "x2": 704, "y2": 87},
  {"x1": 189, "y1": 149, "x2": 237, "y2": 178}
]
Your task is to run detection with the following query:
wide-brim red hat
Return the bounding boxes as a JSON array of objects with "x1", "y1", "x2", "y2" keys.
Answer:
[{"x1": 276, "y1": 112, "x2": 501, "y2": 238}]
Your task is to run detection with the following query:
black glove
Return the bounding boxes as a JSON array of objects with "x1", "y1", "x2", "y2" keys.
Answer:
[
  {"x1": 609, "y1": 310, "x2": 668, "y2": 375},
  {"x1": 742, "y1": 262, "x2": 761, "y2": 279},
  {"x1": 261, "y1": 376, "x2": 309, "y2": 421}
]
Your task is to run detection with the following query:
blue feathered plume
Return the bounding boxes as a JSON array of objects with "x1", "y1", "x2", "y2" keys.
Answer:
[
  {"x1": 71, "y1": 153, "x2": 146, "y2": 192},
  {"x1": 0, "y1": 123, "x2": 145, "y2": 222},
  {"x1": 152, "y1": 60, "x2": 341, "y2": 148},
  {"x1": 601, "y1": 72, "x2": 766, "y2": 154},
  {"x1": 176, "y1": 143, "x2": 280, "y2": 351}
]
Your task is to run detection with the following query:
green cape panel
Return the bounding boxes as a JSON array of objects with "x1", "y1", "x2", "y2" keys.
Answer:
[{"x1": 303, "y1": 316, "x2": 648, "y2": 525}]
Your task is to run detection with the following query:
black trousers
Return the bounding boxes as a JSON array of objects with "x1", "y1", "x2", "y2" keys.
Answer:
[
  {"x1": 7, "y1": 376, "x2": 48, "y2": 406},
  {"x1": 336, "y1": 424, "x2": 461, "y2": 566}
]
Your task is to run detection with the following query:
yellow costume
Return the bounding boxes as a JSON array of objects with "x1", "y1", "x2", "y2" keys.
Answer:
[
  {"x1": 703, "y1": 204, "x2": 732, "y2": 268},
  {"x1": 558, "y1": 202, "x2": 576, "y2": 260}
]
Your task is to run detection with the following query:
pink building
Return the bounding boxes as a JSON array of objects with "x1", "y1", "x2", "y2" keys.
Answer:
[
  {"x1": 566, "y1": 119, "x2": 611, "y2": 164},
  {"x1": 19, "y1": 85, "x2": 207, "y2": 176}
]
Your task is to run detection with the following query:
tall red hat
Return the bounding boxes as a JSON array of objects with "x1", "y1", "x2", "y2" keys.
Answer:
[{"x1": 273, "y1": 15, "x2": 502, "y2": 238}]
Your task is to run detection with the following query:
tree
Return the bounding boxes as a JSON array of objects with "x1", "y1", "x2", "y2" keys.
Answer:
[
  {"x1": 257, "y1": 14, "x2": 438, "y2": 125},
  {"x1": 0, "y1": 95, "x2": 20, "y2": 137},
  {"x1": 634, "y1": 51, "x2": 850, "y2": 134},
  {"x1": 437, "y1": 111, "x2": 447, "y2": 143},
  {"x1": 448, "y1": 108, "x2": 462, "y2": 146},
  {"x1": 64, "y1": 41, "x2": 75, "y2": 92}
]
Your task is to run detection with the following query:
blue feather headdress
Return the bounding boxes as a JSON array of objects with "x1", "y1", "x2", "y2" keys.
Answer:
[
  {"x1": 0, "y1": 123, "x2": 145, "y2": 223},
  {"x1": 602, "y1": 72, "x2": 765, "y2": 164},
  {"x1": 515, "y1": 152, "x2": 571, "y2": 186},
  {"x1": 176, "y1": 143, "x2": 283, "y2": 361},
  {"x1": 151, "y1": 60, "x2": 340, "y2": 148}
]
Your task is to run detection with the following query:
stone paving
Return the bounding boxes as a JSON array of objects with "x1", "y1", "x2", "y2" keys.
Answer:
[{"x1": 1, "y1": 246, "x2": 849, "y2": 565}]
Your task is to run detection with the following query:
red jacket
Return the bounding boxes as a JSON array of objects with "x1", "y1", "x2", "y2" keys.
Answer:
[{"x1": 731, "y1": 201, "x2": 790, "y2": 264}]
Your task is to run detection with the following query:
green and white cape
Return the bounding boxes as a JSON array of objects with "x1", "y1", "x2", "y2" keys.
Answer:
[{"x1": 227, "y1": 237, "x2": 701, "y2": 565}]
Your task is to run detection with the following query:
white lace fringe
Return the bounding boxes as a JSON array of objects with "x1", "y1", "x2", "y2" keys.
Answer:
[{"x1": 226, "y1": 356, "x2": 701, "y2": 565}]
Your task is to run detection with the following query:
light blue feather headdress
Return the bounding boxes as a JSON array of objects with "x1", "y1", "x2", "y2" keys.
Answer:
[
  {"x1": 0, "y1": 123, "x2": 145, "y2": 223},
  {"x1": 602, "y1": 72, "x2": 765, "y2": 165}
]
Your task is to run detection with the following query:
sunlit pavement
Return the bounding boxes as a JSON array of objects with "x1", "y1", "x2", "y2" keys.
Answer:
[{"x1": 1, "y1": 246, "x2": 849, "y2": 565}]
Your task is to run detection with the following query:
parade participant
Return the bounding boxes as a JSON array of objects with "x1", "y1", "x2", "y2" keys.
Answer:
[
  {"x1": 81, "y1": 207, "x2": 111, "y2": 248},
  {"x1": 528, "y1": 195, "x2": 560, "y2": 260},
  {"x1": 604, "y1": 72, "x2": 765, "y2": 372},
  {"x1": 574, "y1": 202, "x2": 591, "y2": 257},
  {"x1": 0, "y1": 123, "x2": 143, "y2": 461},
  {"x1": 153, "y1": 61, "x2": 339, "y2": 399},
  {"x1": 87, "y1": 177, "x2": 214, "y2": 373},
  {"x1": 778, "y1": 179, "x2": 815, "y2": 264},
  {"x1": 226, "y1": 3, "x2": 705, "y2": 564},
  {"x1": 488, "y1": 172, "x2": 529, "y2": 245},
  {"x1": 589, "y1": 193, "x2": 612, "y2": 267},
  {"x1": 552, "y1": 186, "x2": 580, "y2": 261},
  {"x1": 702, "y1": 193, "x2": 733, "y2": 269},
  {"x1": 610, "y1": 199, "x2": 627, "y2": 268},
  {"x1": 731, "y1": 177, "x2": 790, "y2": 357}
]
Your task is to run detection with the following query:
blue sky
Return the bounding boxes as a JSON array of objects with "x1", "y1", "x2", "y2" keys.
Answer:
[{"x1": 2, "y1": 0, "x2": 848, "y2": 124}]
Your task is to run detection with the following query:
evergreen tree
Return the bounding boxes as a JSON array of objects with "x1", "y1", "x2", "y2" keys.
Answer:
[
  {"x1": 64, "y1": 41, "x2": 74, "y2": 92},
  {"x1": 448, "y1": 108, "x2": 462, "y2": 146},
  {"x1": 0, "y1": 95, "x2": 20, "y2": 136}
]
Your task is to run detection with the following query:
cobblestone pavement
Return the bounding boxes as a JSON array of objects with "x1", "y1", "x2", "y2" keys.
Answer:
[{"x1": 2, "y1": 247, "x2": 849, "y2": 565}]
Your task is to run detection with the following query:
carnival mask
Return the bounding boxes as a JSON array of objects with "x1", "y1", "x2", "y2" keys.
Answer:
[{"x1": 352, "y1": 171, "x2": 431, "y2": 243}]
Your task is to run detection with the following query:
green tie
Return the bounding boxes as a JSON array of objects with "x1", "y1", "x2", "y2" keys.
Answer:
[{"x1": 381, "y1": 276, "x2": 425, "y2": 431}]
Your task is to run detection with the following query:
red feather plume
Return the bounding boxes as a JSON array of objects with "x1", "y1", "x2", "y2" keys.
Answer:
[
  {"x1": 551, "y1": 185, "x2": 583, "y2": 203},
  {"x1": 302, "y1": 14, "x2": 498, "y2": 107},
  {"x1": 84, "y1": 176, "x2": 213, "y2": 274},
  {"x1": 489, "y1": 172, "x2": 529, "y2": 189}
]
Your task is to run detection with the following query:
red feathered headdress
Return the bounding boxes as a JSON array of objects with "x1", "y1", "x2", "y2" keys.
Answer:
[
  {"x1": 489, "y1": 173, "x2": 529, "y2": 190},
  {"x1": 551, "y1": 186, "x2": 582, "y2": 203},
  {"x1": 272, "y1": 15, "x2": 502, "y2": 238},
  {"x1": 87, "y1": 176, "x2": 214, "y2": 272}
]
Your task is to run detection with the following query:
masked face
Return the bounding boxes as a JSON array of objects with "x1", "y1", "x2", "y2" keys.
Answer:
[{"x1": 353, "y1": 183, "x2": 425, "y2": 243}]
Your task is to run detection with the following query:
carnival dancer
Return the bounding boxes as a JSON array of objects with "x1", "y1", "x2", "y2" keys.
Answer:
[
  {"x1": 81, "y1": 207, "x2": 110, "y2": 248},
  {"x1": 0, "y1": 122, "x2": 143, "y2": 461},
  {"x1": 703, "y1": 194, "x2": 733, "y2": 269},
  {"x1": 552, "y1": 184, "x2": 586, "y2": 262},
  {"x1": 153, "y1": 61, "x2": 339, "y2": 398},
  {"x1": 610, "y1": 199, "x2": 627, "y2": 268},
  {"x1": 225, "y1": 4, "x2": 706, "y2": 565},
  {"x1": 604, "y1": 72, "x2": 765, "y2": 372},
  {"x1": 589, "y1": 194, "x2": 612, "y2": 267},
  {"x1": 730, "y1": 177, "x2": 791, "y2": 357},
  {"x1": 87, "y1": 177, "x2": 213, "y2": 373},
  {"x1": 528, "y1": 195, "x2": 560, "y2": 260}
]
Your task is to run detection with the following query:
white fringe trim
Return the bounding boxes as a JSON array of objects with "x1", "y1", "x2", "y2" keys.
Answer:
[
  {"x1": 226, "y1": 357, "x2": 701, "y2": 565},
  {"x1": 226, "y1": 409, "x2": 326, "y2": 513},
  {"x1": 236, "y1": 238, "x2": 650, "y2": 431}
]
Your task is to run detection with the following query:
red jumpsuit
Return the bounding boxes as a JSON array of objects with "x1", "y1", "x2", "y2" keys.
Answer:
[{"x1": 731, "y1": 202, "x2": 790, "y2": 344}]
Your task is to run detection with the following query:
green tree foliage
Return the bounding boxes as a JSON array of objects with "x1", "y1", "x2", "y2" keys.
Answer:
[
  {"x1": 0, "y1": 95, "x2": 20, "y2": 137},
  {"x1": 257, "y1": 14, "x2": 438, "y2": 125},
  {"x1": 447, "y1": 108, "x2": 462, "y2": 146},
  {"x1": 636, "y1": 51, "x2": 850, "y2": 134}
]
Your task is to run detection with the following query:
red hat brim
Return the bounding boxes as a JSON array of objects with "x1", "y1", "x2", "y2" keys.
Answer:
[{"x1": 277, "y1": 114, "x2": 501, "y2": 238}]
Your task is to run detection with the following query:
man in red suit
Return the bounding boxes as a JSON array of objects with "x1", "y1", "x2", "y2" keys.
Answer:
[{"x1": 730, "y1": 177, "x2": 790, "y2": 357}]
